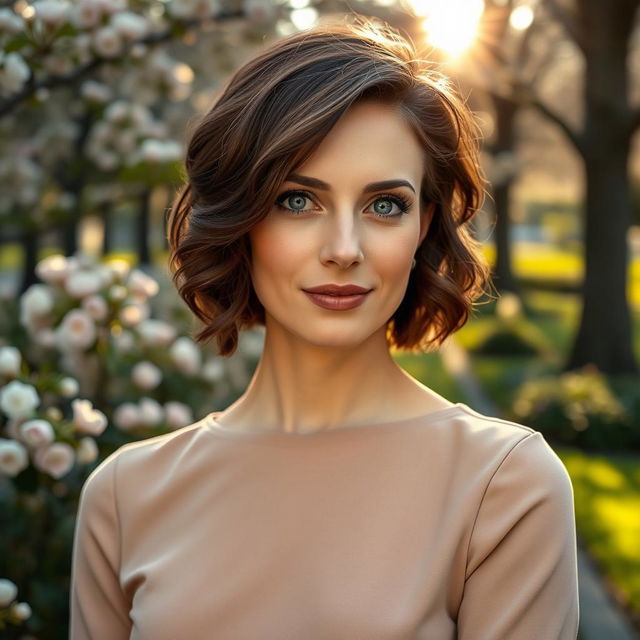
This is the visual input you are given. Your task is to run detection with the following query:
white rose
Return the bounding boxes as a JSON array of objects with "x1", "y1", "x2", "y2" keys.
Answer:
[
  {"x1": 126, "y1": 268, "x2": 159, "y2": 299},
  {"x1": 111, "y1": 329, "x2": 135, "y2": 354},
  {"x1": 20, "y1": 283, "x2": 55, "y2": 318},
  {"x1": 35, "y1": 254, "x2": 70, "y2": 284},
  {"x1": 108, "y1": 284, "x2": 128, "y2": 301},
  {"x1": 58, "y1": 376, "x2": 79, "y2": 398},
  {"x1": 0, "y1": 439, "x2": 29, "y2": 477},
  {"x1": 76, "y1": 437, "x2": 98, "y2": 464},
  {"x1": 57, "y1": 309, "x2": 96, "y2": 351},
  {"x1": 137, "y1": 319, "x2": 176, "y2": 347},
  {"x1": 82, "y1": 294, "x2": 108, "y2": 321},
  {"x1": 71, "y1": 398, "x2": 108, "y2": 436},
  {"x1": 105, "y1": 259, "x2": 130, "y2": 282},
  {"x1": 169, "y1": 337, "x2": 201, "y2": 376},
  {"x1": 202, "y1": 358, "x2": 225, "y2": 383},
  {"x1": 12, "y1": 601, "x2": 32, "y2": 621},
  {"x1": 92, "y1": 25, "x2": 123, "y2": 58},
  {"x1": 35, "y1": 328, "x2": 57, "y2": 349},
  {"x1": 132, "y1": 361, "x2": 162, "y2": 390},
  {"x1": 0, "y1": 346, "x2": 21, "y2": 377},
  {"x1": 0, "y1": 380, "x2": 40, "y2": 419},
  {"x1": 0, "y1": 578, "x2": 17, "y2": 607},
  {"x1": 113, "y1": 402, "x2": 140, "y2": 430},
  {"x1": 164, "y1": 401, "x2": 193, "y2": 429},
  {"x1": 33, "y1": 441, "x2": 75, "y2": 479},
  {"x1": 65, "y1": 270, "x2": 103, "y2": 298},
  {"x1": 138, "y1": 397, "x2": 163, "y2": 426},
  {"x1": 119, "y1": 301, "x2": 149, "y2": 327},
  {"x1": 19, "y1": 419, "x2": 55, "y2": 447}
]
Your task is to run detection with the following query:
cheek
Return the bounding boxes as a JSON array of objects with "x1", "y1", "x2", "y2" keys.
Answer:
[
  {"x1": 249, "y1": 221, "x2": 304, "y2": 289},
  {"x1": 370, "y1": 232, "x2": 416, "y2": 278}
]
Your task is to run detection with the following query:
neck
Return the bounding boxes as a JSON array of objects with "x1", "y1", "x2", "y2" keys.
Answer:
[{"x1": 221, "y1": 319, "x2": 438, "y2": 434}]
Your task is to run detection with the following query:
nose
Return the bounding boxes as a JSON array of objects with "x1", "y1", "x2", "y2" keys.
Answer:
[{"x1": 319, "y1": 212, "x2": 364, "y2": 269}]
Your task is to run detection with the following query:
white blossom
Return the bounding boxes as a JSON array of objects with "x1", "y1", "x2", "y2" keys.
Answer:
[
  {"x1": 34, "y1": 328, "x2": 57, "y2": 349},
  {"x1": 80, "y1": 79, "x2": 113, "y2": 104},
  {"x1": 0, "y1": 579, "x2": 17, "y2": 607},
  {"x1": 127, "y1": 268, "x2": 159, "y2": 299},
  {"x1": 20, "y1": 283, "x2": 55, "y2": 318},
  {"x1": 33, "y1": 0, "x2": 72, "y2": 27},
  {"x1": 0, "y1": 346, "x2": 21, "y2": 377},
  {"x1": 113, "y1": 402, "x2": 140, "y2": 430},
  {"x1": 76, "y1": 437, "x2": 98, "y2": 464},
  {"x1": 58, "y1": 376, "x2": 79, "y2": 398},
  {"x1": 119, "y1": 301, "x2": 149, "y2": 327},
  {"x1": 0, "y1": 52, "x2": 30, "y2": 96},
  {"x1": 138, "y1": 139, "x2": 182, "y2": 164},
  {"x1": 164, "y1": 401, "x2": 193, "y2": 429},
  {"x1": 111, "y1": 329, "x2": 135, "y2": 354},
  {"x1": 137, "y1": 319, "x2": 176, "y2": 347},
  {"x1": 169, "y1": 336, "x2": 201, "y2": 376},
  {"x1": 71, "y1": 398, "x2": 107, "y2": 436},
  {"x1": 92, "y1": 25, "x2": 124, "y2": 58},
  {"x1": 33, "y1": 441, "x2": 75, "y2": 478},
  {"x1": 12, "y1": 601, "x2": 32, "y2": 621},
  {"x1": 0, "y1": 439, "x2": 29, "y2": 476},
  {"x1": 82, "y1": 294, "x2": 109, "y2": 321},
  {"x1": 0, "y1": 8, "x2": 24, "y2": 33},
  {"x1": 72, "y1": 0, "x2": 102, "y2": 28},
  {"x1": 57, "y1": 309, "x2": 97, "y2": 351},
  {"x1": 19, "y1": 419, "x2": 55, "y2": 447},
  {"x1": 138, "y1": 397, "x2": 163, "y2": 426},
  {"x1": 131, "y1": 361, "x2": 162, "y2": 390},
  {"x1": 202, "y1": 358, "x2": 225, "y2": 383},
  {"x1": 0, "y1": 380, "x2": 40, "y2": 419},
  {"x1": 65, "y1": 270, "x2": 104, "y2": 298},
  {"x1": 110, "y1": 11, "x2": 148, "y2": 40},
  {"x1": 35, "y1": 254, "x2": 71, "y2": 284}
]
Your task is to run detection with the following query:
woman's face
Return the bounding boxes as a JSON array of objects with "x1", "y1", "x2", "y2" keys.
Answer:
[{"x1": 249, "y1": 99, "x2": 433, "y2": 349}]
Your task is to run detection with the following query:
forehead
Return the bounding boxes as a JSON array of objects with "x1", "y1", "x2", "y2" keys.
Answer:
[{"x1": 293, "y1": 100, "x2": 424, "y2": 187}]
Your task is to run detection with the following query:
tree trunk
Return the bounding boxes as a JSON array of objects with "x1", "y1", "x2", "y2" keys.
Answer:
[
  {"x1": 137, "y1": 188, "x2": 152, "y2": 266},
  {"x1": 490, "y1": 93, "x2": 520, "y2": 294},
  {"x1": 565, "y1": 0, "x2": 638, "y2": 373},
  {"x1": 20, "y1": 229, "x2": 38, "y2": 294}
]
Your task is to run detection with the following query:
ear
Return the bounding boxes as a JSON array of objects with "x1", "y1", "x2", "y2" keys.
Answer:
[{"x1": 418, "y1": 202, "x2": 436, "y2": 246}]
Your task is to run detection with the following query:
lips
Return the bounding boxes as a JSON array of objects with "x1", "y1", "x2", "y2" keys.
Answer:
[{"x1": 302, "y1": 284, "x2": 372, "y2": 296}]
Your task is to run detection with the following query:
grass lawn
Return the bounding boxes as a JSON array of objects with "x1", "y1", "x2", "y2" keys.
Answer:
[{"x1": 555, "y1": 446, "x2": 640, "y2": 628}]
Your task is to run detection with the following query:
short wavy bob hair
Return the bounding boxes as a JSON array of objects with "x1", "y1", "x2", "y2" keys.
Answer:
[{"x1": 167, "y1": 17, "x2": 492, "y2": 357}]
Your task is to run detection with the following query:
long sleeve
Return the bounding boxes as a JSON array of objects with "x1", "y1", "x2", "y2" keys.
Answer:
[
  {"x1": 457, "y1": 431, "x2": 579, "y2": 639},
  {"x1": 69, "y1": 452, "x2": 132, "y2": 640}
]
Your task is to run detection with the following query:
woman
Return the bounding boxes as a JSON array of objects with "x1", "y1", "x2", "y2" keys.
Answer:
[{"x1": 70, "y1": 19, "x2": 579, "y2": 639}]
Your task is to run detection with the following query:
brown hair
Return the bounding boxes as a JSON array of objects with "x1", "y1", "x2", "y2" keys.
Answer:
[{"x1": 167, "y1": 17, "x2": 492, "y2": 357}]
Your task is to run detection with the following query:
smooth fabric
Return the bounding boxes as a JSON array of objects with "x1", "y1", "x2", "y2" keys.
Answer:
[{"x1": 69, "y1": 402, "x2": 579, "y2": 639}]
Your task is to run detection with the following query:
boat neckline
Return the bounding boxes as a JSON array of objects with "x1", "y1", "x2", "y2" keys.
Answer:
[{"x1": 204, "y1": 402, "x2": 473, "y2": 438}]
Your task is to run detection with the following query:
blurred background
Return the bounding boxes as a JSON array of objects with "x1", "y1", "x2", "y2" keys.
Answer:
[{"x1": 0, "y1": 0, "x2": 638, "y2": 638}]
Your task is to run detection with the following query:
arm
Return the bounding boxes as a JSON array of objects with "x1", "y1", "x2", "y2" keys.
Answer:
[
  {"x1": 457, "y1": 431, "x2": 579, "y2": 640},
  {"x1": 69, "y1": 452, "x2": 132, "y2": 640}
]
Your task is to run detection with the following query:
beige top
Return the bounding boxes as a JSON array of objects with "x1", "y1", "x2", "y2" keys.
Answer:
[{"x1": 69, "y1": 402, "x2": 579, "y2": 639}]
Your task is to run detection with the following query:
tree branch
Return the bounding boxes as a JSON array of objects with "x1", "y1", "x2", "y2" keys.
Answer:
[
  {"x1": 0, "y1": 9, "x2": 243, "y2": 118},
  {"x1": 541, "y1": 0, "x2": 587, "y2": 55}
]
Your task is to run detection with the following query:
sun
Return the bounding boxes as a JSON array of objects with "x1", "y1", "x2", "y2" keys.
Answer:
[{"x1": 407, "y1": 0, "x2": 485, "y2": 58}]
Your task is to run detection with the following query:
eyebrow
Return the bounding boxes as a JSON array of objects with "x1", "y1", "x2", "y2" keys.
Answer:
[{"x1": 285, "y1": 173, "x2": 416, "y2": 195}]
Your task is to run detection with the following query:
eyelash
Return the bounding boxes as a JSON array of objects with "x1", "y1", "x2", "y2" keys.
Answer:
[{"x1": 274, "y1": 190, "x2": 412, "y2": 218}]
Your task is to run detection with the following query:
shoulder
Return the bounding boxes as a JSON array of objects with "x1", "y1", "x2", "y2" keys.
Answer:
[
  {"x1": 80, "y1": 415, "x2": 213, "y2": 497},
  {"x1": 445, "y1": 404, "x2": 572, "y2": 495}
]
